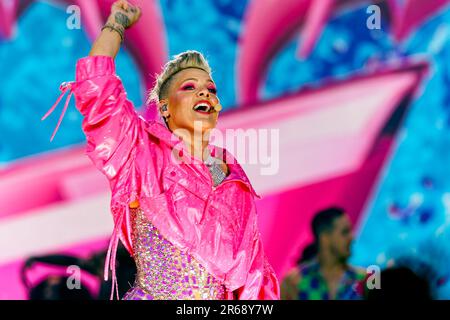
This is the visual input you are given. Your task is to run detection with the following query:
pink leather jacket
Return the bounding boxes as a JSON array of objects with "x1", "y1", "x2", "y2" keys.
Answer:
[{"x1": 46, "y1": 55, "x2": 280, "y2": 300}]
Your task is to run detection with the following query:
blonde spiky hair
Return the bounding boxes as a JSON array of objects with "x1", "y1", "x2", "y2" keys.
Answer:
[{"x1": 147, "y1": 50, "x2": 212, "y2": 106}]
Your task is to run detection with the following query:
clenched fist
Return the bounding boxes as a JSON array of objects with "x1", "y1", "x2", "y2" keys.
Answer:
[{"x1": 109, "y1": 0, "x2": 142, "y2": 29}]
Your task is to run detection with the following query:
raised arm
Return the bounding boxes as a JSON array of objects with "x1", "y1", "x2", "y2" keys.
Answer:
[
  {"x1": 68, "y1": 0, "x2": 144, "y2": 183},
  {"x1": 89, "y1": 0, "x2": 141, "y2": 58}
]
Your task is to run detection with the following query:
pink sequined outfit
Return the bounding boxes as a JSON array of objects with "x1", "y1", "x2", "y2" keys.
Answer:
[
  {"x1": 122, "y1": 208, "x2": 226, "y2": 300},
  {"x1": 46, "y1": 55, "x2": 280, "y2": 300}
]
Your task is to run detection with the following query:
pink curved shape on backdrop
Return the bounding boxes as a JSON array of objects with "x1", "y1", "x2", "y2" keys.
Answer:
[
  {"x1": 238, "y1": 0, "x2": 446, "y2": 104},
  {"x1": 71, "y1": 0, "x2": 103, "y2": 41},
  {"x1": 238, "y1": 0, "x2": 311, "y2": 105},
  {"x1": 296, "y1": 0, "x2": 335, "y2": 59},
  {"x1": 388, "y1": 0, "x2": 449, "y2": 42},
  {"x1": 232, "y1": 61, "x2": 428, "y2": 276},
  {"x1": 0, "y1": 0, "x2": 19, "y2": 39}
]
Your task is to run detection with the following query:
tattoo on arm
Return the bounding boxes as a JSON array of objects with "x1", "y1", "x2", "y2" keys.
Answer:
[{"x1": 115, "y1": 12, "x2": 131, "y2": 28}]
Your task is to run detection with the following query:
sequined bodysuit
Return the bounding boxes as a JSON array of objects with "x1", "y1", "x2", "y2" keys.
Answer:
[{"x1": 122, "y1": 207, "x2": 227, "y2": 300}]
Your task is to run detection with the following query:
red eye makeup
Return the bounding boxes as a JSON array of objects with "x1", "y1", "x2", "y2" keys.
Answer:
[
  {"x1": 208, "y1": 86, "x2": 217, "y2": 94},
  {"x1": 181, "y1": 83, "x2": 195, "y2": 90}
]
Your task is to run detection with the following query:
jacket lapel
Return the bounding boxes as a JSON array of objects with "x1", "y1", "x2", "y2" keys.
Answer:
[{"x1": 143, "y1": 120, "x2": 261, "y2": 199}]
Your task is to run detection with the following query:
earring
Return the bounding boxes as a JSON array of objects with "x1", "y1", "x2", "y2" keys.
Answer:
[{"x1": 161, "y1": 104, "x2": 170, "y2": 120}]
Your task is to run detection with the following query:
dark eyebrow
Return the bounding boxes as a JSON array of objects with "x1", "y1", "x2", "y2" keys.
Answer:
[{"x1": 181, "y1": 78, "x2": 215, "y2": 85}]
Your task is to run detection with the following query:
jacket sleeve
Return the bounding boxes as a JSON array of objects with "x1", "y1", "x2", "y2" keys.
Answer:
[
  {"x1": 234, "y1": 231, "x2": 280, "y2": 300},
  {"x1": 72, "y1": 55, "x2": 142, "y2": 183}
]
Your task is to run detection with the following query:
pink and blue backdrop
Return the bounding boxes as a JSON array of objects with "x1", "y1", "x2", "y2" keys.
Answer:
[{"x1": 0, "y1": 0, "x2": 449, "y2": 299}]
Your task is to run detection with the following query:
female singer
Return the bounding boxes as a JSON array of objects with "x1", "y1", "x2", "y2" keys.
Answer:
[{"x1": 45, "y1": 0, "x2": 279, "y2": 300}]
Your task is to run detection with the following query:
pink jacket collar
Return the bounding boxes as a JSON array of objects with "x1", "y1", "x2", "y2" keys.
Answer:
[{"x1": 142, "y1": 119, "x2": 261, "y2": 199}]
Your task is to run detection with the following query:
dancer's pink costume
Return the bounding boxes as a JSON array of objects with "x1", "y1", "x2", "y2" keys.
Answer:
[{"x1": 47, "y1": 55, "x2": 280, "y2": 300}]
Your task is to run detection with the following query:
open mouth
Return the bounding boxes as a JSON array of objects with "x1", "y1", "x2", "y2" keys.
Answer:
[{"x1": 193, "y1": 102, "x2": 214, "y2": 114}]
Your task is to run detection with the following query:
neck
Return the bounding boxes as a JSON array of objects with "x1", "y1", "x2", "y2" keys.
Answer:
[
  {"x1": 317, "y1": 248, "x2": 346, "y2": 273},
  {"x1": 175, "y1": 129, "x2": 210, "y2": 161}
]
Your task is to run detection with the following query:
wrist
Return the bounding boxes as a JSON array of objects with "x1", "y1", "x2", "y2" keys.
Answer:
[
  {"x1": 107, "y1": 15, "x2": 125, "y2": 28},
  {"x1": 101, "y1": 22, "x2": 125, "y2": 42}
]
